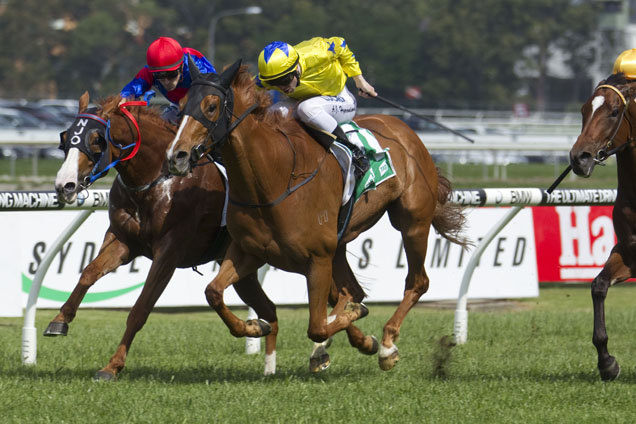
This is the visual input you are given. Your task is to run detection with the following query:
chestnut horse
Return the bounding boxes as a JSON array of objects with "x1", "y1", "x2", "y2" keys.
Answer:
[
  {"x1": 48, "y1": 92, "x2": 278, "y2": 380},
  {"x1": 166, "y1": 60, "x2": 469, "y2": 371},
  {"x1": 570, "y1": 73, "x2": 636, "y2": 381}
]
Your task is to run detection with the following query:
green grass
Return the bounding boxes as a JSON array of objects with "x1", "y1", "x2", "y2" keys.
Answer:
[
  {"x1": 2, "y1": 285, "x2": 636, "y2": 423},
  {"x1": 0, "y1": 158, "x2": 618, "y2": 190}
]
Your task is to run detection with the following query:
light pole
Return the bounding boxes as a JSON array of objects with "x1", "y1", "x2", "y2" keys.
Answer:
[{"x1": 208, "y1": 6, "x2": 262, "y2": 65}]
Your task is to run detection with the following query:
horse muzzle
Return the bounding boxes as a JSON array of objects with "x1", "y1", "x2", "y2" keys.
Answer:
[
  {"x1": 167, "y1": 149, "x2": 192, "y2": 176},
  {"x1": 55, "y1": 183, "x2": 78, "y2": 204},
  {"x1": 569, "y1": 150, "x2": 595, "y2": 177}
]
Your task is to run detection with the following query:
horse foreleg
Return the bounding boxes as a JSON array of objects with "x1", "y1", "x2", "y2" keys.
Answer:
[
  {"x1": 332, "y1": 247, "x2": 377, "y2": 355},
  {"x1": 205, "y1": 243, "x2": 270, "y2": 338},
  {"x1": 308, "y1": 251, "x2": 377, "y2": 373},
  {"x1": 44, "y1": 231, "x2": 130, "y2": 337},
  {"x1": 592, "y1": 250, "x2": 631, "y2": 381},
  {"x1": 94, "y1": 254, "x2": 177, "y2": 381},
  {"x1": 306, "y1": 257, "x2": 366, "y2": 344},
  {"x1": 233, "y1": 272, "x2": 279, "y2": 375}
]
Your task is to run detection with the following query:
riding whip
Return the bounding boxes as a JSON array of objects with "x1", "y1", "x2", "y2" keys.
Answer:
[
  {"x1": 370, "y1": 95, "x2": 476, "y2": 144},
  {"x1": 546, "y1": 165, "x2": 572, "y2": 194}
]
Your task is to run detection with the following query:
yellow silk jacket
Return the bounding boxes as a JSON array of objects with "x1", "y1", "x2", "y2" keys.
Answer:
[{"x1": 260, "y1": 36, "x2": 362, "y2": 100}]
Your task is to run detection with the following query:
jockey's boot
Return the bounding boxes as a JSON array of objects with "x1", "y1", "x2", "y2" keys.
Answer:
[{"x1": 332, "y1": 126, "x2": 370, "y2": 179}]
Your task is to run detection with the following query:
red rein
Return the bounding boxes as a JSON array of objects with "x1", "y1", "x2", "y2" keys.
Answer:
[{"x1": 117, "y1": 100, "x2": 147, "y2": 161}]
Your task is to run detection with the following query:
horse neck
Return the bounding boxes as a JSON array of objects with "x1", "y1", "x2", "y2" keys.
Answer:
[
  {"x1": 111, "y1": 115, "x2": 169, "y2": 187},
  {"x1": 221, "y1": 107, "x2": 297, "y2": 205},
  {"x1": 616, "y1": 106, "x2": 636, "y2": 197},
  {"x1": 616, "y1": 148, "x2": 636, "y2": 196}
]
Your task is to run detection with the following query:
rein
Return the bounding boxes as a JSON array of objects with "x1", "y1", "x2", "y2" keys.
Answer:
[
  {"x1": 184, "y1": 73, "x2": 324, "y2": 208},
  {"x1": 229, "y1": 129, "x2": 328, "y2": 208},
  {"x1": 116, "y1": 173, "x2": 173, "y2": 193}
]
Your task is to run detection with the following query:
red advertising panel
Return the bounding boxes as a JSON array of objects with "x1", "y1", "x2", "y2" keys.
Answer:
[{"x1": 533, "y1": 206, "x2": 615, "y2": 282}]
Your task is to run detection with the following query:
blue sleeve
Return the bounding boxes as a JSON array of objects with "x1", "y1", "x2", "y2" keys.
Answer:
[
  {"x1": 193, "y1": 55, "x2": 216, "y2": 75},
  {"x1": 120, "y1": 68, "x2": 153, "y2": 99}
]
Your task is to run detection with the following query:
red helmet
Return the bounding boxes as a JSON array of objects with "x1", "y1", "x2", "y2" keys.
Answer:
[{"x1": 146, "y1": 37, "x2": 184, "y2": 72}]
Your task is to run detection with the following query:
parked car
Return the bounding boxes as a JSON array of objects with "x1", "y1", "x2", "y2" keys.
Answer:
[
  {"x1": 0, "y1": 106, "x2": 44, "y2": 129},
  {"x1": 8, "y1": 104, "x2": 69, "y2": 129}
]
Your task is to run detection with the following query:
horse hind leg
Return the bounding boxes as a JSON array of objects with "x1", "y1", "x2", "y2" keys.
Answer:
[
  {"x1": 592, "y1": 251, "x2": 631, "y2": 381},
  {"x1": 380, "y1": 202, "x2": 435, "y2": 371},
  {"x1": 44, "y1": 232, "x2": 130, "y2": 337}
]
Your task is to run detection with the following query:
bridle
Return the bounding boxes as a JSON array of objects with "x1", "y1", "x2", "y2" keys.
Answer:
[
  {"x1": 593, "y1": 84, "x2": 635, "y2": 164},
  {"x1": 60, "y1": 100, "x2": 144, "y2": 188},
  {"x1": 183, "y1": 77, "x2": 258, "y2": 161}
]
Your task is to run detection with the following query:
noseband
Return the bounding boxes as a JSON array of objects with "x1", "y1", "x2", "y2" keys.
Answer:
[{"x1": 594, "y1": 84, "x2": 634, "y2": 163}]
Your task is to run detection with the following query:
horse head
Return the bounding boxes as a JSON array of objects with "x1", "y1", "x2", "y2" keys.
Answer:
[
  {"x1": 167, "y1": 57, "x2": 242, "y2": 176},
  {"x1": 570, "y1": 74, "x2": 636, "y2": 177},
  {"x1": 55, "y1": 92, "x2": 112, "y2": 203}
]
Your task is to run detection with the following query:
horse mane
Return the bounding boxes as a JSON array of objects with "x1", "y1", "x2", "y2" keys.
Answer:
[
  {"x1": 99, "y1": 95, "x2": 177, "y2": 134},
  {"x1": 598, "y1": 73, "x2": 631, "y2": 88},
  {"x1": 231, "y1": 65, "x2": 303, "y2": 133}
]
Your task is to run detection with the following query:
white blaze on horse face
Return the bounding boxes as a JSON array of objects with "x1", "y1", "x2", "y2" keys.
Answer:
[
  {"x1": 55, "y1": 148, "x2": 80, "y2": 190},
  {"x1": 590, "y1": 96, "x2": 605, "y2": 120},
  {"x1": 167, "y1": 115, "x2": 191, "y2": 159}
]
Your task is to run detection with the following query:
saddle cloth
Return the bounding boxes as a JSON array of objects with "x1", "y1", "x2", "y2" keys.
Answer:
[{"x1": 331, "y1": 121, "x2": 396, "y2": 205}]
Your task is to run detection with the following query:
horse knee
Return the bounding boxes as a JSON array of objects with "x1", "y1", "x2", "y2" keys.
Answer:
[
  {"x1": 591, "y1": 278, "x2": 610, "y2": 300},
  {"x1": 205, "y1": 284, "x2": 224, "y2": 309}
]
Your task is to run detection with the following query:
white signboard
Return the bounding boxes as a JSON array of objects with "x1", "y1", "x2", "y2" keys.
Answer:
[{"x1": 0, "y1": 208, "x2": 538, "y2": 317}]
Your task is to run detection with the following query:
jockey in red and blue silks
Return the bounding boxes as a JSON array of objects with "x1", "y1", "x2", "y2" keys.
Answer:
[{"x1": 120, "y1": 37, "x2": 217, "y2": 106}]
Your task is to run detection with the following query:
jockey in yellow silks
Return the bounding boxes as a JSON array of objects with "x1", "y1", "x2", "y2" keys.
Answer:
[{"x1": 256, "y1": 36, "x2": 377, "y2": 178}]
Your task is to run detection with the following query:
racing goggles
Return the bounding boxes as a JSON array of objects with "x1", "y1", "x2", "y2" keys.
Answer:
[
  {"x1": 153, "y1": 69, "x2": 180, "y2": 80},
  {"x1": 268, "y1": 71, "x2": 297, "y2": 87}
]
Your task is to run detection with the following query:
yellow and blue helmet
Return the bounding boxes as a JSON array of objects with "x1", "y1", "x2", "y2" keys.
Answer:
[
  {"x1": 258, "y1": 41, "x2": 299, "y2": 82},
  {"x1": 613, "y1": 48, "x2": 636, "y2": 79}
]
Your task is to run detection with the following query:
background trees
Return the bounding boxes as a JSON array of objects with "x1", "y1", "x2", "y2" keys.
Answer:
[{"x1": 0, "y1": 0, "x2": 600, "y2": 111}]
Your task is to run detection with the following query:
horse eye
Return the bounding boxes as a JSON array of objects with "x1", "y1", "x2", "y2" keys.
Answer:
[{"x1": 611, "y1": 109, "x2": 620, "y2": 117}]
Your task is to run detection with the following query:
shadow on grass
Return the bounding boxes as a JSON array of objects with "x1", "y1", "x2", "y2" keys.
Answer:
[
  {"x1": 5, "y1": 362, "x2": 374, "y2": 384},
  {"x1": 6, "y1": 360, "x2": 624, "y2": 385}
]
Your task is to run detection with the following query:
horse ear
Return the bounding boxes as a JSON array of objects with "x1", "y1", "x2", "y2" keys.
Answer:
[
  {"x1": 220, "y1": 59, "x2": 242, "y2": 88},
  {"x1": 187, "y1": 54, "x2": 201, "y2": 81},
  {"x1": 78, "y1": 91, "x2": 90, "y2": 113}
]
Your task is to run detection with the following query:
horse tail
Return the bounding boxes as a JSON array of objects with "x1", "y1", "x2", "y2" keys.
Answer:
[{"x1": 432, "y1": 168, "x2": 472, "y2": 249}]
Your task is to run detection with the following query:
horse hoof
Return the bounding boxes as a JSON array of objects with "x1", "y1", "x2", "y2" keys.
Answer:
[
  {"x1": 358, "y1": 303, "x2": 369, "y2": 319},
  {"x1": 309, "y1": 351, "x2": 331, "y2": 373},
  {"x1": 379, "y1": 350, "x2": 399, "y2": 371},
  {"x1": 43, "y1": 322, "x2": 69, "y2": 337},
  {"x1": 93, "y1": 370, "x2": 116, "y2": 382},
  {"x1": 246, "y1": 319, "x2": 272, "y2": 337},
  {"x1": 359, "y1": 335, "x2": 379, "y2": 356},
  {"x1": 599, "y1": 357, "x2": 621, "y2": 381},
  {"x1": 344, "y1": 302, "x2": 368, "y2": 321}
]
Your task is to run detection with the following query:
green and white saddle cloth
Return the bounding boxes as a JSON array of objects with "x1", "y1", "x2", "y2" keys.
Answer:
[{"x1": 333, "y1": 121, "x2": 396, "y2": 205}]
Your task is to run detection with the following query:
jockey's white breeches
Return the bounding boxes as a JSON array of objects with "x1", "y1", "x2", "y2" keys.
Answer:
[{"x1": 270, "y1": 86, "x2": 357, "y2": 133}]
